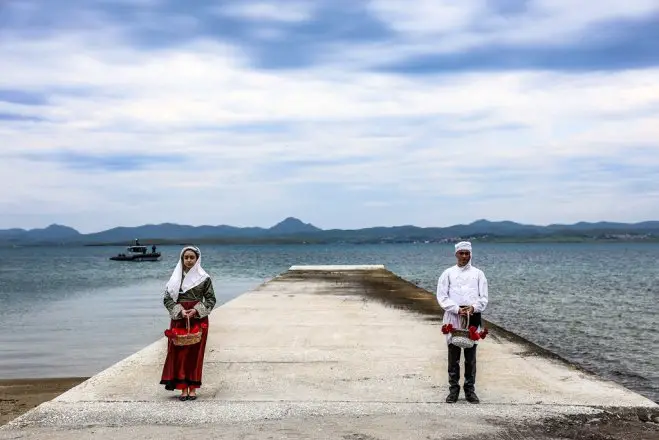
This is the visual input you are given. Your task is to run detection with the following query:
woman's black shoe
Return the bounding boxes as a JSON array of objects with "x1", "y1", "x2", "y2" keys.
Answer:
[{"x1": 445, "y1": 392, "x2": 459, "y2": 403}]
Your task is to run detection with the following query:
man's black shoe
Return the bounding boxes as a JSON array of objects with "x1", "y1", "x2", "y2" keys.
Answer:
[
  {"x1": 465, "y1": 390, "x2": 480, "y2": 404},
  {"x1": 445, "y1": 392, "x2": 459, "y2": 403}
]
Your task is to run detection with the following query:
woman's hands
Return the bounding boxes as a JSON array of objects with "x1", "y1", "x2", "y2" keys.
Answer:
[{"x1": 182, "y1": 308, "x2": 197, "y2": 319}]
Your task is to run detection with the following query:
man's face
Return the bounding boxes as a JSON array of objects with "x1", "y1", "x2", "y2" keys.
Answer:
[{"x1": 456, "y1": 250, "x2": 471, "y2": 267}]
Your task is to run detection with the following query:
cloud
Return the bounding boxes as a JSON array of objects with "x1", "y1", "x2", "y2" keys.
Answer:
[
  {"x1": 18, "y1": 150, "x2": 182, "y2": 171},
  {"x1": 0, "y1": 89, "x2": 49, "y2": 105},
  {"x1": 336, "y1": 1, "x2": 659, "y2": 73},
  {"x1": 0, "y1": 112, "x2": 45, "y2": 122},
  {"x1": 367, "y1": 0, "x2": 487, "y2": 35},
  {"x1": 213, "y1": 1, "x2": 316, "y2": 23},
  {"x1": 366, "y1": 0, "x2": 659, "y2": 46},
  {"x1": 376, "y1": 14, "x2": 659, "y2": 73},
  {"x1": 0, "y1": 0, "x2": 658, "y2": 232}
]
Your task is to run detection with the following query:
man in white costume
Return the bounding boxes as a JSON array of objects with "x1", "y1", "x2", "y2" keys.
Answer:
[{"x1": 436, "y1": 241, "x2": 489, "y2": 403}]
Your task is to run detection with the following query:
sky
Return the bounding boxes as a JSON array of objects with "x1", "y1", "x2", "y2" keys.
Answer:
[{"x1": 1, "y1": 0, "x2": 659, "y2": 233}]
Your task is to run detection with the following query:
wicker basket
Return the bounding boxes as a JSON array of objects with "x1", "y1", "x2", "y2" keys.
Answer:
[
  {"x1": 451, "y1": 314, "x2": 475, "y2": 349},
  {"x1": 172, "y1": 316, "x2": 202, "y2": 346}
]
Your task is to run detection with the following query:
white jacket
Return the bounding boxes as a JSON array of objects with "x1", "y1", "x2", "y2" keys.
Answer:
[{"x1": 436, "y1": 262, "x2": 489, "y2": 344}]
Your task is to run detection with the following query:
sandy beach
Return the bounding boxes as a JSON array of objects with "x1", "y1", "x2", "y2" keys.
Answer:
[{"x1": 0, "y1": 378, "x2": 87, "y2": 426}]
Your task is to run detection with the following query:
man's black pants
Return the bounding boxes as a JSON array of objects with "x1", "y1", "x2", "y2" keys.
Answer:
[
  {"x1": 448, "y1": 343, "x2": 477, "y2": 393},
  {"x1": 447, "y1": 311, "x2": 480, "y2": 394}
]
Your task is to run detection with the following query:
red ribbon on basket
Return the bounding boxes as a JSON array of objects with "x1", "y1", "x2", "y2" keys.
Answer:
[
  {"x1": 164, "y1": 322, "x2": 208, "y2": 339},
  {"x1": 440, "y1": 323, "x2": 489, "y2": 340},
  {"x1": 468, "y1": 326, "x2": 481, "y2": 341}
]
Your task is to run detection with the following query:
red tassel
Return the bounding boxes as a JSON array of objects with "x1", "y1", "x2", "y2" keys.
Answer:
[{"x1": 468, "y1": 326, "x2": 481, "y2": 341}]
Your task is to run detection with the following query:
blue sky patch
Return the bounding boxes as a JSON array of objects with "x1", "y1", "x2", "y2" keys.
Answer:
[
  {"x1": 19, "y1": 150, "x2": 182, "y2": 172},
  {"x1": 0, "y1": 89, "x2": 49, "y2": 106}
]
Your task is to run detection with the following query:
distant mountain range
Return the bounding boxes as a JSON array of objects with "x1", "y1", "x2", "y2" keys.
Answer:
[{"x1": 1, "y1": 217, "x2": 658, "y2": 246}]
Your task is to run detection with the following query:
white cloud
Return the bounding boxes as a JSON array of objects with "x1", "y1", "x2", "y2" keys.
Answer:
[
  {"x1": 1, "y1": 7, "x2": 659, "y2": 231},
  {"x1": 494, "y1": 0, "x2": 659, "y2": 46},
  {"x1": 213, "y1": 1, "x2": 316, "y2": 23},
  {"x1": 93, "y1": 0, "x2": 163, "y2": 4},
  {"x1": 367, "y1": 0, "x2": 488, "y2": 35},
  {"x1": 360, "y1": 0, "x2": 659, "y2": 61}
]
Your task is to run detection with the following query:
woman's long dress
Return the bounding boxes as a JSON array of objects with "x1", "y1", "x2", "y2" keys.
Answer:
[{"x1": 160, "y1": 277, "x2": 216, "y2": 390}]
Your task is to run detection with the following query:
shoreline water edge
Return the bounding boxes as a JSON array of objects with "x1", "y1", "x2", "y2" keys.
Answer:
[{"x1": 0, "y1": 378, "x2": 87, "y2": 426}]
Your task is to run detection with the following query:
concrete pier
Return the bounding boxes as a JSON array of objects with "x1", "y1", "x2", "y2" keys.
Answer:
[{"x1": 2, "y1": 266, "x2": 657, "y2": 439}]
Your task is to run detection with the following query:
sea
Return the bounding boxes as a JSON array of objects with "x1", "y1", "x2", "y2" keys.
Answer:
[{"x1": 0, "y1": 243, "x2": 657, "y2": 403}]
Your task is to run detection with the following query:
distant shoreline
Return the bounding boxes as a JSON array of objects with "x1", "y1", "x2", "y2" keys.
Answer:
[
  {"x1": 86, "y1": 239, "x2": 659, "y2": 246},
  {"x1": 2, "y1": 218, "x2": 658, "y2": 247},
  {"x1": 2, "y1": 237, "x2": 659, "y2": 248}
]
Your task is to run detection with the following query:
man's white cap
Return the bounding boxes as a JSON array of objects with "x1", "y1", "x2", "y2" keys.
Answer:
[{"x1": 454, "y1": 241, "x2": 472, "y2": 253}]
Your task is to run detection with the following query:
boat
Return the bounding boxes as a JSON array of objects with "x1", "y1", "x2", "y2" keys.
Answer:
[{"x1": 110, "y1": 244, "x2": 161, "y2": 262}]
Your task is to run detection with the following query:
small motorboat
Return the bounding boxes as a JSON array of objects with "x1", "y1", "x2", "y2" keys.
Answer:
[{"x1": 110, "y1": 244, "x2": 161, "y2": 262}]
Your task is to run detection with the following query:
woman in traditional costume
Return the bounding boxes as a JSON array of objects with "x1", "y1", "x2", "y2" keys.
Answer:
[{"x1": 160, "y1": 246, "x2": 216, "y2": 400}]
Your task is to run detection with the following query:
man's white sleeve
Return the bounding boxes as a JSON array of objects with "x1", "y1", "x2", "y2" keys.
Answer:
[
  {"x1": 436, "y1": 270, "x2": 460, "y2": 313},
  {"x1": 473, "y1": 271, "x2": 489, "y2": 313}
]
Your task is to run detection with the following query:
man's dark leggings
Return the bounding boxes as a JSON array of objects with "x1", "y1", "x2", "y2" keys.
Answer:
[{"x1": 448, "y1": 343, "x2": 477, "y2": 393}]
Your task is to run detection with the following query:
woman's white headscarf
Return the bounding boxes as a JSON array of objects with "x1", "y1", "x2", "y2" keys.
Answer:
[{"x1": 165, "y1": 246, "x2": 209, "y2": 302}]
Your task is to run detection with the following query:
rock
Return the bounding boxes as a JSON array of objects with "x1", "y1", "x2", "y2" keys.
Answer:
[
  {"x1": 637, "y1": 412, "x2": 650, "y2": 423},
  {"x1": 586, "y1": 418, "x2": 601, "y2": 424}
]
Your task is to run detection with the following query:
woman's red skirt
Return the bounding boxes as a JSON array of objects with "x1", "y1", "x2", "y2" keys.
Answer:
[{"x1": 160, "y1": 301, "x2": 209, "y2": 391}]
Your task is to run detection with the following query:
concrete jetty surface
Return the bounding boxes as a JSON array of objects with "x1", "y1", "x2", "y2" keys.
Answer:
[{"x1": 2, "y1": 265, "x2": 657, "y2": 439}]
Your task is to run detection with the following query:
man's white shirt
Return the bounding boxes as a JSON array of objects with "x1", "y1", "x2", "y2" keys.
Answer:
[{"x1": 436, "y1": 263, "x2": 489, "y2": 343}]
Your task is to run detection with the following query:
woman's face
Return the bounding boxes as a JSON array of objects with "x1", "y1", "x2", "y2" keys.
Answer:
[{"x1": 182, "y1": 250, "x2": 198, "y2": 270}]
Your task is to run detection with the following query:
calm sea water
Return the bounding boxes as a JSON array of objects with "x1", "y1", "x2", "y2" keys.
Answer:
[{"x1": 0, "y1": 243, "x2": 657, "y2": 403}]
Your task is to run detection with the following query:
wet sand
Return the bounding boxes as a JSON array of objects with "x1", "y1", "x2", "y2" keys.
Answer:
[{"x1": 0, "y1": 378, "x2": 87, "y2": 426}]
